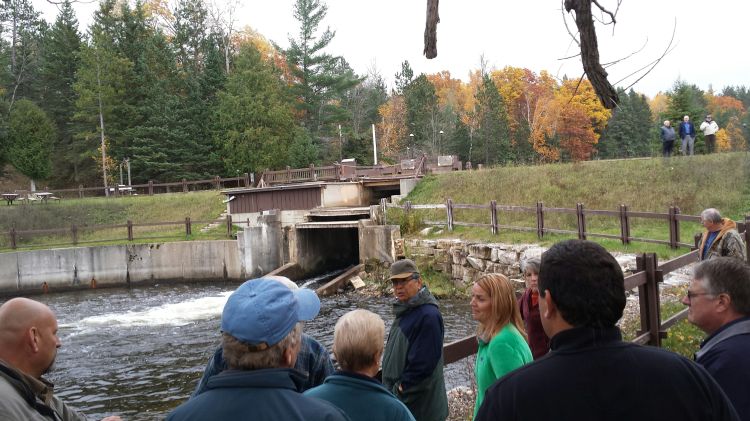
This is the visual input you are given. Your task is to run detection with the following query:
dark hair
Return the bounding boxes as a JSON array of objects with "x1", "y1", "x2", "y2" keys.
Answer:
[
  {"x1": 694, "y1": 257, "x2": 750, "y2": 315},
  {"x1": 539, "y1": 240, "x2": 625, "y2": 327}
]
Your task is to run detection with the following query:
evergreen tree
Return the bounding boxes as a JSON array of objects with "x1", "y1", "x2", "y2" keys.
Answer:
[
  {"x1": 664, "y1": 80, "x2": 707, "y2": 123},
  {"x1": 7, "y1": 99, "x2": 55, "y2": 190},
  {"x1": 394, "y1": 60, "x2": 414, "y2": 95},
  {"x1": 282, "y1": 0, "x2": 359, "y2": 138},
  {"x1": 475, "y1": 75, "x2": 510, "y2": 165},
  {"x1": 403, "y1": 74, "x2": 438, "y2": 155},
  {"x1": 448, "y1": 115, "x2": 472, "y2": 163},
  {"x1": 0, "y1": 0, "x2": 46, "y2": 106},
  {"x1": 598, "y1": 88, "x2": 653, "y2": 158},
  {"x1": 214, "y1": 44, "x2": 301, "y2": 174},
  {"x1": 39, "y1": 0, "x2": 81, "y2": 185}
]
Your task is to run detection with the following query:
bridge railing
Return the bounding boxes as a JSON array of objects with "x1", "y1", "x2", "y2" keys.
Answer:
[{"x1": 443, "y1": 250, "x2": 700, "y2": 365}]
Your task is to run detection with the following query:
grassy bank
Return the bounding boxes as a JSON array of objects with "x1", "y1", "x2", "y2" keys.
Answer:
[
  {"x1": 0, "y1": 191, "x2": 226, "y2": 250},
  {"x1": 393, "y1": 153, "x2": 750, "y2": 259}
]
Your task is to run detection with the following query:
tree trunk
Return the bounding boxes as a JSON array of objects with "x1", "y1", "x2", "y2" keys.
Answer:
[{"x1": 424, "y1": 0, "x2": 439, "y2": 58}]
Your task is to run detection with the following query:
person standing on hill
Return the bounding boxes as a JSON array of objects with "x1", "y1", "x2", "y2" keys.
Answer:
[
  {"x1": 679, "y1": 115, "x2": 697, "y2": 156},
  {"x1": 382, "y1": 259, "x2": 448, "y2": 421},
  {"x1": 698, "y1": 208, "x2": 747, "y2": 261},
  {"x1": 660, "y1": 120, "x2": 677, "y2": 158},
  {"x1": 700, "y1": 114, "x2": 720, "y2": 153}
]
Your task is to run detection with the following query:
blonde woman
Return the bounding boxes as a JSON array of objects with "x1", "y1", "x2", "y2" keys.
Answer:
[{"x1": 471, "y1": 273, "x2": 532, "y2": 419}]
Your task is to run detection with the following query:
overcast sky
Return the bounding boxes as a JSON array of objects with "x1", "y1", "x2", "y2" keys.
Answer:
[{"x1": 33, "y1": 0, "x2": 750, "y2": 98}]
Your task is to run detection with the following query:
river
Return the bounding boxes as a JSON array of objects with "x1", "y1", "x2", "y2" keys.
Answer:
[{"x1": 11, "y1": 281, "x2": 476, "y2": 420}]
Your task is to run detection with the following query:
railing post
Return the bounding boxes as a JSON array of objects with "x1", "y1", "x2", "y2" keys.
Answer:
[
  {"x1": 185, "y1": 217, "x2": 192, "y2": 237},
  {"x1": 78, "y1": 184, "x2": 84, "y2": 199},
  {"x1": 71, "y1": 224, "x2": 78, "y2": 245},
  {"x1": 286, "y1": 166, "x2": 292, "y2": 182},
  {"x1": 446, "y1": 199, "x2": 454, "y2": 231},
  {"x1": 619, "y1": 204, "x2": 630, "y2": 244},
  {"x1": 226, "y1": 215, "x2": 233, "y2": 238},
  {"x1": 182, "y1": 178, "x2": 188, "y2": 193},
  {"x1": 148, "y1": 180, "x2": 154, "y2": 196},
  {"x1": 673, "y1": 206, "x2": 681, "y2": 248},
  {"x1": 490, "y1": 200, "x2": 498, "y2": 235},
  {"x1": 576, "y1": 203, "x2": 586, "y2": 240},
  {"x1": 243, "y1": 173, "x2": 250, "y2": 188},
  {"x1": 127, "y1": 220, "x2": 133, "y2": 241},
  {"x1": 10, "y1": 228, "x2": 17, "y2": 249},
  {"x1": 536, "y1": 201, "x2": 544, "y2": 239},
  {"x1": 214, "y1": 176, "x2": 221, "y2": 190},
  {"x1": 310, "y1": 164, "x2": 317, "y2": 181},
  {"x1": 667, "y1": 206, "x2": 676, "y2": 249}
]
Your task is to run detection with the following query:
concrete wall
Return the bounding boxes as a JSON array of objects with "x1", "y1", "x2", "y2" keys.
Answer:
[
  {"x1": 359, "y1": 222, "x2": 401, "y2": 264},
  {"x1": 231, "y1": 210, "x2": 308, "y2": 229},
  {"x1": 238, "y1": 213, "x2": 284, "y2": 278},
  {"x1": 0, "y1": 240, "x2": 244, "y2": 296},
  {"x1": 322, "y1": 183, "x2": 365, "y2": 207}
]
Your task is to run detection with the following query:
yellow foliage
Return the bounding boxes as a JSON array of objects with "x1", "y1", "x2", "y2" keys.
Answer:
[
  {"x1": 377, "y1": 96, "x2": 408, "y2": 158},
  {"x1": 725, "y1": 118, "x2": 747, "y2": 151},
  {"x1": 715, "y1": 129, "x2": 731, "y2": 151},
  {"x1": 649, "y1": 92, "x2": 668, "y2": 121}
]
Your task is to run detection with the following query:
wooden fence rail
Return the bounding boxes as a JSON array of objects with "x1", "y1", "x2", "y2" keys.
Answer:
[
  {"x1": 386, "y1": 199, "x2": 750, "y2": 253},
  {"x1": 444, "y1": 249, "x2": 701, "y2": 365},
  {"x1": 1, "y1": 216, "x2": 261, "y2": 251}
]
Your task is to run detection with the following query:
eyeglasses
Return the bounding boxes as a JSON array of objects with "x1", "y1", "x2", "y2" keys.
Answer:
[
  {"x1": 391, "y1": 275, "x2": 417, "y2": 287},
  {"x1": 685, "y1": 291, "x2": 713, "y2": 303}
]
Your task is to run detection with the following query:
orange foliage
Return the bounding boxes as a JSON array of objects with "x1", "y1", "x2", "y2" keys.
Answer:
[
  {"x1": 377, "y1": 96, "x2": 408, "y2": 158},
  {"x1": 706, "y1": 95, "x2": 745, "y2": 115},
  {"x1": 557, "y1": 104, "x2": 598, "y2": 161},
  {"x1": 724, "y1": 117, "x2": 747, "y2": 151}
]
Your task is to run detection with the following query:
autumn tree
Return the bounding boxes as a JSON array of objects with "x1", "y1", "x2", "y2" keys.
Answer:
[{"x1": 377, "y1": 95, "x2": 407, "y2": 159}]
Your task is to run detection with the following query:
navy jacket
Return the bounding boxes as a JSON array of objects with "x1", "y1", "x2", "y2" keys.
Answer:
[
  {"x1": 679, "y1": 121, "x2": 696, "y2": 139},
  {"x1": 696, "y1": 317, "x2": 750, "y2": 421},
  {"x1": 167, "y1": 368, "x2": 349, "y2": 421},
  {"x1": 476, "y1": 326, "x2": 739, "y2": 421}
]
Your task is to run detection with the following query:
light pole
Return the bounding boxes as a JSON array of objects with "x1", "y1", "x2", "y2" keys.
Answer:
[
  {"x1": 409, "y1": 133, "x2": 415, "y2": 158},
  {"x1": 438, "y1": 130, "x2": 444, "y2": 155}
]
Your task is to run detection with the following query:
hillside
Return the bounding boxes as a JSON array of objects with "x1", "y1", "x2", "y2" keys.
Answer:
[{"x1": 398, "y1": 153, "x2": 750, "y2": 257}]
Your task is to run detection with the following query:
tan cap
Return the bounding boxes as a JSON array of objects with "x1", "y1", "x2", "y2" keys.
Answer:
[{"x1": 390, "y1": 259, "x2": 419, "y2": 279}]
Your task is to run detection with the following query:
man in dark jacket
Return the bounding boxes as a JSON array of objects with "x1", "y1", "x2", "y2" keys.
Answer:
[
  {"x1": 682, "y1": 257, "x2": 750, "y2": 421},
  {"x1": 679, "y1": 115, "x2": 697, "y2": 155},
  {"x1": 382, "y1": 259, "x2": 448, "y2": 421},
  {"x1": 167, "y1": 279, "x2": 349, "y2": 421},
  {"x1": 476, "y1": 240, "x2": 739, "y2": 421}
]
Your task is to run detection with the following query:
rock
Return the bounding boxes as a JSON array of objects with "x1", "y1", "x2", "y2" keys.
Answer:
[
  {"x1": 519, "y1": 246, "x2": 545, "y2": 262},
  {"x1": 419, "y1": 227, "x2": 435, "y2": 236},
  {"x1": 491, "y1": 249, "x2": 517, "y2": 265},
  {"x1": 465, "y1": 256, "x2": 485, "y2": 271},
  {"x1": 349, "y1": 276, "x2": 366, "y2": 290},
  {"x1": 451, "y1": 264, "x2": 464, "y2": 280},
  {"x1": 467, "y1": 244, "x2": 492, "y2": 260}
]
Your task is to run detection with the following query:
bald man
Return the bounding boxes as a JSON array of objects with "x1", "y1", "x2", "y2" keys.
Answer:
[{"x1": 0, "y1": 298, "x2": 121, "y2": 421}]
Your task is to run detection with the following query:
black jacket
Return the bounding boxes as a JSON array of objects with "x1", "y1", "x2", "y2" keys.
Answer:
[{"x1": 476, "y1": 326, "x2": 739, "y2": 421}]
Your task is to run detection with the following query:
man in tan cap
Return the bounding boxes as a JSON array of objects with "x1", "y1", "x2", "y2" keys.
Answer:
[{"x1": 381, "y1": 259, "x2": 448, "y2": 421}]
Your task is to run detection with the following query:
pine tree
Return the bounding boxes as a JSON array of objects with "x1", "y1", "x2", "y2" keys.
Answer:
[
  {"x1": 475, "y1": 75, "x2": 510, "y2": 165},
  {"x1": 7, "y1": 99, "x2": 55, "y2": 190},
  {"x1": 281, "y1": 0, "x2": 359, "y2": 138},
  {"x1": 598, "y1": 88, "x2": 654, "y2": 158},
  {"x1": 403, "y1": 74, "x2": 438, "y2": 156},
  {"x1": 39, "y1": 0, "x2": 82, "y2": 185}
]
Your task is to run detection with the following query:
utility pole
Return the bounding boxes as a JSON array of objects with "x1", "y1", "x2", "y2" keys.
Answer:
[
  {"x1": 95, "y1": 45, "x2": 109, "y2": 197},
  {"x1": 338, "y1": 124, "x2": 343, "y2": 161},
  {"x1": 372, "y1": 124, "x2": 378, "y2": 165}
]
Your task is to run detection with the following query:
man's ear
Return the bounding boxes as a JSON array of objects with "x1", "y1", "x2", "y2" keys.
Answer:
[
  {"x1": 282, "y1": 345, "x2": 296, "y2": 368},
  {"x1": 716, "y1": 293, "x2": 732, "y2": 313},
  {"x1": 542, "y1": 291, "x2": 556, "y2": 320}
]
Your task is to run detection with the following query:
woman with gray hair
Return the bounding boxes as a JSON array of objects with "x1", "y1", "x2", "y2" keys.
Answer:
[
  {"x1": 519, "y1": 257, "x2": 550, "y2": 359},
  {"x1": 304, "y1": 309, "x2": 415, "y2": 421}
]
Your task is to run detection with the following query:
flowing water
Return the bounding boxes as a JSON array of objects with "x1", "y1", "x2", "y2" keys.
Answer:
[{"x1": 11, "y1": 281, "x2": 475, "y2": 420}]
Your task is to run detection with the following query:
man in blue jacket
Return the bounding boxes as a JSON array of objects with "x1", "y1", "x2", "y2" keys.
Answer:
[
  {"x1": 679, "y1": 115, "x2": 697, "y2": 156},
  {"x1": 382, "y1": 259, "x2": 447, "y2": 421},
  {"x1": 683, "y1": 257, "x2": 750, "y2": 421},
  {"x1": 167, "y1": 279, "x2": 349, "y2": 421}
]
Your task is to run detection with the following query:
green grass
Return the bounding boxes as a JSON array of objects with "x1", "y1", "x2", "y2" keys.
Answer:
[{"x1": 0, "y1": 191, "x2": 227, "y2": 251}]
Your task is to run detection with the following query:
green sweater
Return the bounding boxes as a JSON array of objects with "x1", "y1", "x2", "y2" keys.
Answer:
[{"x1": 473, "y1": 324, "x2": 532, "y2": 419}]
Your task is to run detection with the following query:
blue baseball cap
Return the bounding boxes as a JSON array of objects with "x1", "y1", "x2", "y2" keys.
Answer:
[{"x1": 221, "y1": 278, "x2": 321, "y2": 347}]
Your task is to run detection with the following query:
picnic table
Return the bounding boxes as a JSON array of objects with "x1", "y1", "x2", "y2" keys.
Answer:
[
  {"x1": 35, "y1": 192, "x2": 54, "y2": 204},
  {"x1": 2, "y1": 193, "x2": 20, "y2": 205}
]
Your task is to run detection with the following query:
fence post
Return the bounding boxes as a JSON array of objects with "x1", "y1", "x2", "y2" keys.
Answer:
[
  {"x1": 636, "y1": 253, "x2": 663, "y2": 346},
  {"x1": 185, "y1": 217, "x2": 192, "y2": 237},
  {"x1": 673, "y1": 206, "x2": 681, "y2": 248},
  {"x1": 286, "y1": 166, "x2": 292, "y2": 182},
  {"x1": 243, "y1": 173, "x2": 250, "y2": 188},
  {"x1": 667, "y1": 206, "x2": 676, "y2": 249},
  {"x1": 576, "y1": 203, "x2": 586, "y2": 240},
  {"x1": 127, "y1": 220, "x2": 133, "y2": 241},
  {"x1": 490, "y1": 200, "x2": 498, "y2": 235},
  {"x1": 71, "y1": 225, "x2": 78, "y2": 245},
  {"x1": 10, "y1": 228, "x2": 17, "y2": 249},
  {"x1": 214, "y1": 176, "x2": 221, "y2": 190},
  {"x1": 113, "y1": 184, "x2": 119, "y2": 197},
  {"x1": 619, "y1": 204, "x2": 630, "y2": 244},
  {"x1": 446, "y1": 199, "x2": 454, "y2": 231},
  {"x1": 182, "y1": 178, "x2": 188, "y2": 193},
  {"x1": 536, "y1": 201, "x2": 544, "y2": 239},
  {"x1": 78, "y1": 184, "x2": 84, "y2": 199},
  {"x1": 310, "y1": 164, "x2": 317, "y2": 181},
  {"x1": 148, "y1": 180, "x2": 154, "y2": 196},
  {"x1": 226, "y1": 215, "x2": 233, "y2": 238}
]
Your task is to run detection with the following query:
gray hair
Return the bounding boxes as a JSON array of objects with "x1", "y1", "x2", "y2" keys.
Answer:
[
  {"x1": 694, "y1": 258, "x2": 750, "y2": 315},
  {"x1": 222, "y1": 323, "x2": 302, "y2": 370},
  {"x1": 700, "y1": 208, "x2": 722, "y2": 224},
  {"x1": 521, "y1": 257, "x2": 541, "y2": 274},
  {"x1": 334, "y1": 309, "x2": 385, "y2": 372}
]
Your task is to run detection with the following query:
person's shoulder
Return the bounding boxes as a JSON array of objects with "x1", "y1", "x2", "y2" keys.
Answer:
[{"x1": 300, "y1": 394, "x2": 352, "y2": 420}]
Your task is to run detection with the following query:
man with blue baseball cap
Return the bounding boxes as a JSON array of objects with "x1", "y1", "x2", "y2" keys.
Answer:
[{"x1": 167, "y1": 279, "x2": 349, "y2": 421}]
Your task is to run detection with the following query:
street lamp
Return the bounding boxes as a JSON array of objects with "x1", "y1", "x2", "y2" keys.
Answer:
[
  {"x1": 409, "y1": 133, "x2": 415, "y2": 158},
  {"x1": 438, "y1": 130, "x2": 444, "y2": 155}
]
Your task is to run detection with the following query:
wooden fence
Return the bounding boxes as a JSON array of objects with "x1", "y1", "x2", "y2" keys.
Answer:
[
  {"x1": 7, "y1": 174, "x2": 252, "y2": 200},
  {"x1": 443, "y1": 250, "x2": 701, "y2": 364},
  {"x1": 385, "y1": 199, "x2": 750, "y2": 254},
  {"x1": 1, "y1": 215, "x2": 255, "y2": 251}
]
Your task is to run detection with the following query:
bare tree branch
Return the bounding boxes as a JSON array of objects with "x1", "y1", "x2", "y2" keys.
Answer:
[
  {"x1": 561, "y1": 0, "x2": 580, "y2": 47},
  {"x1": 601, "y1": 37, "x2": 648, "y2": 68},
  {"x1": 618, "y1": 19, "x2": 678, "y2": 90},
  {"x1": 591, "y1": 0, "x2": 619, "y2": 25}
]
